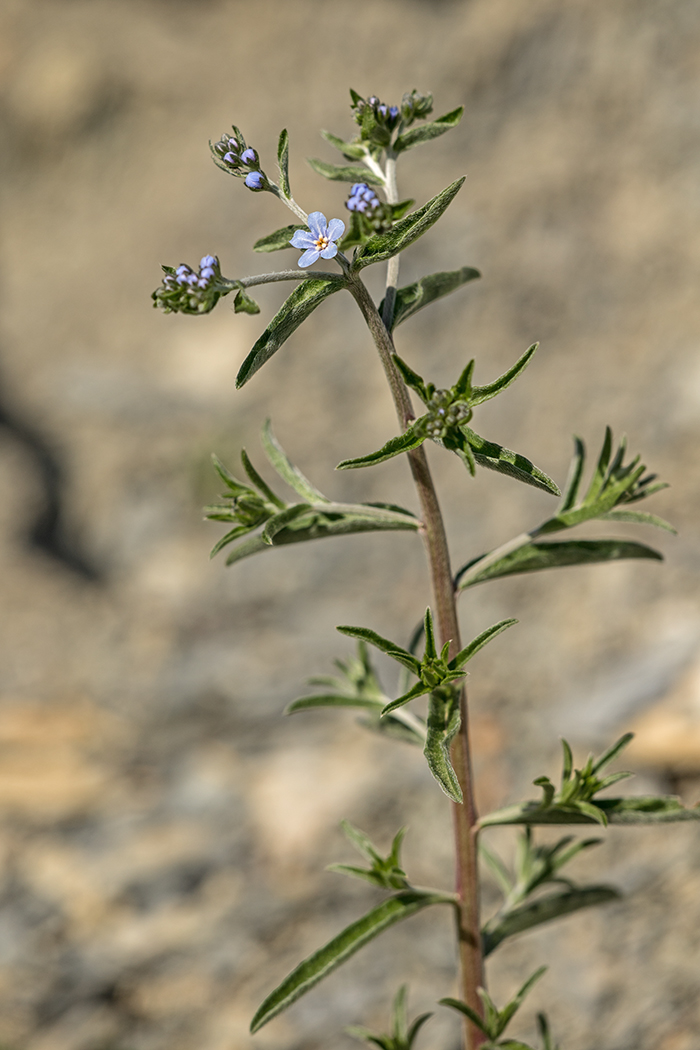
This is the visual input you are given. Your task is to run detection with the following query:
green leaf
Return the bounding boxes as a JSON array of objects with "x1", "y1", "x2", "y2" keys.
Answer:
[
  {"x1": 439, "y1": 999, "x2": 490, "y2": 1036},
  {"x1": 424, "y1": 691, "x2": 462, "y2": 802},
  {"x1": 210, "y1": 454, "x2": 250, "y2": 497},
  {"x1": 557, "y1": 437, "x2": 586, "y2": 513},
  {"x1": 261, "y1": 419, "x2": 330, "y2": 503},
  {"x1": 482, "y1": 887, "x2": 620, "y2": 956},
  {"x1": 497, "y1": 968, "x2": 548, "y2": 1035},
  {"x1": 461, "y1": 428, "x2": 561, "y2": 496},
  {"x1": 253, "y1": 224, "x2": 306, "y2": 252},
  {"x1": 393, "y1": 107, "x2": 464, "y2": 152},
  {"x1": 285, "y1": 694, "x2": 384, "y2": 715},
  {"x1": 307, "y1": 158, "x2": 383, "y2": 185},
  {"x1": 261, "y1": 504, "x2": 310, "y2": 544},
  {"x1": 336, "y1": 626, "x2": 421, "y2": 674},
  {"x1": 381, "y1": 679, "x2": 431, "y2": 716},
  {"x1": 469, "y1": 344, "x2": 538, "y2": 407},
  {"x1": 277, "y1": 128, "x2": 290, "y2": 198},
  {"x1": 353, "y1": 178, "x2": 466, "y2": 271},
  {"x1": 379, "y1": 267, "x2": 481, "y2": 330},
  {"x1": 321, "y1": 129, "x2": 367, "y2": 160},
  {"x1": 390, "y1": 199, "x2": 415, "y2": 221},
  {"x1": 232, "y1": 286, "x2": 261, "y2": 314},
  {"x1": 599, "y1": 509, "x2": 676, "y2": 533},
  {"x1": 337, "y1": 420, "x2": 426, "y2": 469},
  {"x1": 456, "y1": 539, "x2": 663, "y2": 590},
  {"x1": 449, "y1": 619, "x2": 518, "y2": 670},
  {"x1": 224, "y1": 534, "x2": 269, "y2": 566},
  {"x1": 240, "y1": 448, "x2": 285, "y2": 507},
  {"x1": 249, "y1": 892, "x2": 453, "y2": 1032},
  {"x1": 480, "y1": 795, "x2": 700, "y2": 828},
  {"x1": 236, "y1": 275, "x2": 346, "y2": 387}
]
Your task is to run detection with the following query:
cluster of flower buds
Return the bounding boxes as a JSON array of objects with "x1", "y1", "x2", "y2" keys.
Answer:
[
  {"x1": 399, "y1": 89, "x2": 433, "y2": 126},
  {"x1": 211, "y1": 128, "x2": 267, "y2": 191},
  {"x1": 345, "y1": 183, "x2": 393, "y2": 234},
  {"x1": 350, "y1": 91, "x2": 401, "y2": 147},
  {"x1": 152, "y1": 255, "x2": 223, "y2": 315},
  {"x1": 424, "y1": 389, "x2": 473, "y2": 441}
]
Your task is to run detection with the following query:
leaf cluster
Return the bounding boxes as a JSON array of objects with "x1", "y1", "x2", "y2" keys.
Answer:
[
  {"x1": 328, "y1": 821, "x2": 409, "y2": 891},
  {"x1": 339, "y1": 344, "x2": 560, "y2": 497},
  {"x1": 480, "y1": 734, "x2": 700, "y2": 828},
  {"x1": 285, "y1": 642, "x2": 427, "y2": 746},
  {"x1": 455, "y1": 429, "x2": 674, "y2": 591},
  {"x1": 480, "y1": 829, "x2": 619, "y2": 957},
  {"x1": 336, "y1": 610, "x2": 516, "y2": 802},
  {"x1": 347, "y1": 986, "x2": 432, "y2": 1050},
  {"x1": 440, "y1": 967, "x2": 548, "y2": 1049},
  {"x1": 205, "y1": 421, "x2": 420, "y2": 565}
]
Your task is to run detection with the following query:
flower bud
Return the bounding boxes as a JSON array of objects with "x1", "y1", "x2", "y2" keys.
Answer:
[{"x1": 245, "y1": 171, "x2": 265, "y2": 190}]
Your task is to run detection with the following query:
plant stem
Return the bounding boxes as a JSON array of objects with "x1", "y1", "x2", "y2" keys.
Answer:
[{"x1": 346, "y1": 271, "x2": 486, "y2": 1050}]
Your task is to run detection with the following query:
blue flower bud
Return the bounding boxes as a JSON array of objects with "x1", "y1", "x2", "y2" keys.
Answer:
[
  {"x1": 200, "y1": 267, "x2": 215, "y2": 280},
  {"x1": 240, "y1": 148, "x2": 257, "y2": 166},
  {"x1": 200, "y1": 255, "x2": 217, "y2": 269},
  {"x1": 389, "y1": 106, "x2": 399, "y2": 119},
  {"x1": 223, "y1": 152, "x2": 237, "y2": 164},
  {"x1": 245, "y1": 171, "x2": 264, "y2": 190},
  {"x1": 176, "y1": 264, "x2": 190, "y2": 275}
]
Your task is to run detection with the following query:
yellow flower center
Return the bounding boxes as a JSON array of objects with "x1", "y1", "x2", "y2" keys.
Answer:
[{"x1": 313, "y1": 235, "x2": 330, "y2": 251}]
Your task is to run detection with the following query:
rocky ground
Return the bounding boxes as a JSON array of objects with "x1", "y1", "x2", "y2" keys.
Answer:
[{"x1": 0, "y1": 1, "x2": 699, "y2": 1048}]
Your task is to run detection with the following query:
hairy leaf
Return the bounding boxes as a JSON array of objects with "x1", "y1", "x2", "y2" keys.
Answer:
[
  {"x1": 261, "y1": 420, "x2": 329, "y2": 502},
  {"x1": 424, "y1": 692, "x2": 462, "y2": 802},
  {"x1": 253, "y1": 224, "x2": 307, "y2": 252},
  {"x1": 337, "y1": 421, "x2": 426, "y2": 469},
  {"x1": 277, "y1": 128, "x2": 290, "y2": 198},
  {"x1": 352, "y1": 178, "x2": 465, "y2": 271},
  {"x1": 307, "y1": 158, "x2": 383, "y2": 185},
  {"x1": 479, "y1": 795, "x2": 700, "y2": 827},
  {"x1": 379, "y1": 267, "x2": 481, "y2": 330},
  {"x1": 482, "y1": 886, "x2": 620, "y2": 956},
  {"x1": 393, "y1": 107, "x2": 464, "y2": 152},
  {"x1": 456, "y1": 539, "x2": 663, "y2": 590},
  {"x1": 461, "y1": 428, "x2": 560, "y2": 496},
  {"x1": 469, "y1": 344, "x2": 538, "y2": 407},
  {"x1": 320, "y1": 129, "x2": 367, "y2": 160},
  {"x1": 250, "y1": 891, "x2": 453, "y2": 1032},
  {"x1": 237, "y1": 275, "x2": 346, "y2": 387}
]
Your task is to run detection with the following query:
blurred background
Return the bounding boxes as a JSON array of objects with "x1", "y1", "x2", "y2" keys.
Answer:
[{"x1": 0, "y1": 1, "x2": 699, "y2": 1048}]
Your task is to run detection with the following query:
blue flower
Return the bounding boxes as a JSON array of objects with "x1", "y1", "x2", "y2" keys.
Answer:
[
  {"x1": 245, "y1": 171, "x2": 265, "y2": 190},
  {"x1": 240, "y1": 147, "x2": 258, "y2": 166},
  {"x1": 289, "y1": 212, "x2": 345, "y2": 267}
]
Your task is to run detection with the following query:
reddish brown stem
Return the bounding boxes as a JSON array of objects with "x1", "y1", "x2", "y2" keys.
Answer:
[{"x1": 347, "y1": 274, "x2": 486, "y2": 1050}]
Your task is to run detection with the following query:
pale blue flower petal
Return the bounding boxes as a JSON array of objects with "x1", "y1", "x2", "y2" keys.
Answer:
[
  {"x1": 307, "y1": 212, "x2": 327, "y2": 239},
  {"x1": 326, "y1": 218, "x2": 345, "y2": 241},
  {"x1": 298, "y1": 248, "x2": 320, "y2": 267},
  {"x1": 290, "y1": 229, "x2": 316, "y2": 249},
  {"x1": 320, "y1": 243, "x2": 338, "y2": 260}
]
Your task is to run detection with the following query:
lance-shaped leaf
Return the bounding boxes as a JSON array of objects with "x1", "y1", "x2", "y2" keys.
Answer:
[
  {"x1": 232, "y1": 285, "x2": 260, "y2": 314},
  {"x1": 424, "y1": 690, "x2": 463, "y2": 802},
  {"x1": 261, "y1": 419, "x2": 329, "y2": 503},
  {"x1": 307, "y1": 158, "x2": 384, "y2": 185},
  {"x1": 337, "y1": 420, "x2": 426, "y2": 470},
  {"x1": 250, "y1": 891, "x2": 454, "y2": 1032},
  {"x1": 441, "y1": 967, "x2": 547, "y2": 1042},
  {"x1": 277, "y1": 128, "x2": 291, "y2": 198},
  {"x1": 336, "y1": 625, "x2": 421, "y2": 674},
  {"x1": 449, "y1": 619, "x2": 518, "y2": 670},
  {"x1": 378, "y1": 266, "x2": 481, "y2": 330},
  {"x1": 461, "y1": 427, "x2": 560, "y2": 496},
  {"x1": 479, "y1": 795, "x2": 700, "y2": 827},
  {"x1": 393, "y1": 106, "x2": 464, "y2": 152},
  {"x1": 352, "y1": 178, "x2": 465, "y2": 271},
  {"x1": 320, "y1": 129, "x2": 367, "y2": 160},
  {"x1": 599, "y1": 508, "x2": 676, "y2": 532},
  {"x1": 469, "y1": 343, "x2": 538, "y2": 407},
  {"x1": 456, "y1": 539, "x2": 663, "y2": 590},
  {"x1": 236, "y1": 274, "x2": 346, "y2": 387},
  {"x1": 253, "y1": 224, "x2": 307, "y2": 252},
  {"x1": 482, "y1": 886, "x2": 620, "y2": 956}
]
